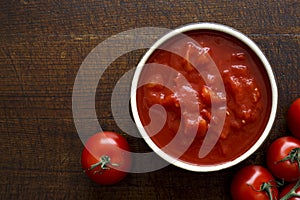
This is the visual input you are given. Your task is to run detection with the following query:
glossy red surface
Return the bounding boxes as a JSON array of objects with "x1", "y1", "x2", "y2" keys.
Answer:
[{"x1": 136, "y1": 30, "x2": 272, "y2": 165}]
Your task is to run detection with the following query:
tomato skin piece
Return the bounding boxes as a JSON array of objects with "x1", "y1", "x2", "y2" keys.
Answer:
[
  {"x1": 81, "y1": 132, "x2": 131, "y2": 185},
  {"x1": 266, "y1": 136, "x2": 300, "y2": 182},
  {"x1": 287, "y1": 98, "x2": 300, "y2": 139},
  {"x1": 231, "y1": 165, "x2": 278, "y2": 200}
]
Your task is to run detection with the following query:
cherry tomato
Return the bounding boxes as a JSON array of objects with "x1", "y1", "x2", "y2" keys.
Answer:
[
  {"x1": 287, "y1": 98, "x2": 300, "y2": 139},
  {"x1": 279, "y1": 180, "x2": 300, "y2": 200},
  {"x1": 81, "y1": 132, "x2": 131, "y2": 185},
  {"x1": 266, "y1": 136, "x2": 300, "y2": 182},
  {"x1": 231, "y1": 165, "x2": 278, "y2": 200}
]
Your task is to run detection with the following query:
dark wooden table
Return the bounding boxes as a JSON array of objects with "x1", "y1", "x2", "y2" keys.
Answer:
[{"x1": 1, "y1": 0, "x2": 299, "y2": 199}]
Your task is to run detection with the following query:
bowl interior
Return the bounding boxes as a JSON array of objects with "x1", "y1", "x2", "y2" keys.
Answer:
[{"x1": 131, "y1": 23, "x2": 278, "y2": 172}]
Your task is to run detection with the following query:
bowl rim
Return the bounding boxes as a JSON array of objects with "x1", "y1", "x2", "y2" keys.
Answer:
[{"x1": 130, "y1": 22, "x2": 278, "y2": 172}]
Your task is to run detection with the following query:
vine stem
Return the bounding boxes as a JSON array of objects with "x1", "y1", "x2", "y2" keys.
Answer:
[
  {"x1": 277, "y1": 147, "x2": 300, "y2": 200},
  {"x1": 280, "y1": 179, "x2": 300, "y2": 200}
]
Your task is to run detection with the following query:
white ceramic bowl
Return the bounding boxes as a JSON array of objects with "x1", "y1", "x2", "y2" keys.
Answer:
[{"x1": 130, "y1": 23, "x2": 278, "y2": 172}]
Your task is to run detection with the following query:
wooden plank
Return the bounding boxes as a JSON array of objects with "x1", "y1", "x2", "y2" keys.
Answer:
[{"x1": 0, "y1": 0, "x2": 299, "y2": 199}]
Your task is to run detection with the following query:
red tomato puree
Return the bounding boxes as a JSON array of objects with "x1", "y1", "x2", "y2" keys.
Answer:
[{"x1": 136, "y1": 30, "x2": 272, "y2": 165}]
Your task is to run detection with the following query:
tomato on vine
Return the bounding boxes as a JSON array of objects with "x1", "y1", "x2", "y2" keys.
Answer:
[
  {"x1": 81, "y1": 132, "x2": 131, "y2": 185},
  {"x1": 231, "y1": 165, "x2": 278, "y2": 200},
  {"x1": 287, "y1": 98, "x2": 300, "y2": 139},
  {"x1": 266, "y1": 136, "x2": 300, "y2": 182}
]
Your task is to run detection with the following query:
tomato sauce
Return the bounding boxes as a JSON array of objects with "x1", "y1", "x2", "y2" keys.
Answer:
[{"x1": 136, "y1": 30, "x2": 272, "y2": 166}]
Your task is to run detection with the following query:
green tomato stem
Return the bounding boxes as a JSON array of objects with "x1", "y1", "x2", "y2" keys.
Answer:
[
  {"x1": 248, "y1": 181, "x2": 277, "y2": 200},
  {"x1": 280, "y1": 179, "x2": 300, "y2": 200},
  {"x1": 261, "y1": 182, "x2": 274, "y2": 200},
  {"x1": 276, "y1": 147, "x2": 300, "y2": 173},
  {"x1": 86, "y1": 155, "x2": 120, "y2": 174}
]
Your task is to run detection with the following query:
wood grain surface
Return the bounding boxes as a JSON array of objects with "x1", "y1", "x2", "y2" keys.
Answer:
[{"x1": 0, "y1": 0, "x2": 299, "y2": 199}]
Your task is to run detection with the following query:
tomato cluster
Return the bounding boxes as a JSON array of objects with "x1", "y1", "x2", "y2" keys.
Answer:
[
  {"x1": 80, "y1": 99, "x2": 300, "y2": 192},
  {"x1": 231, "y1": 98, "x2": 300, "y2": 200}
]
